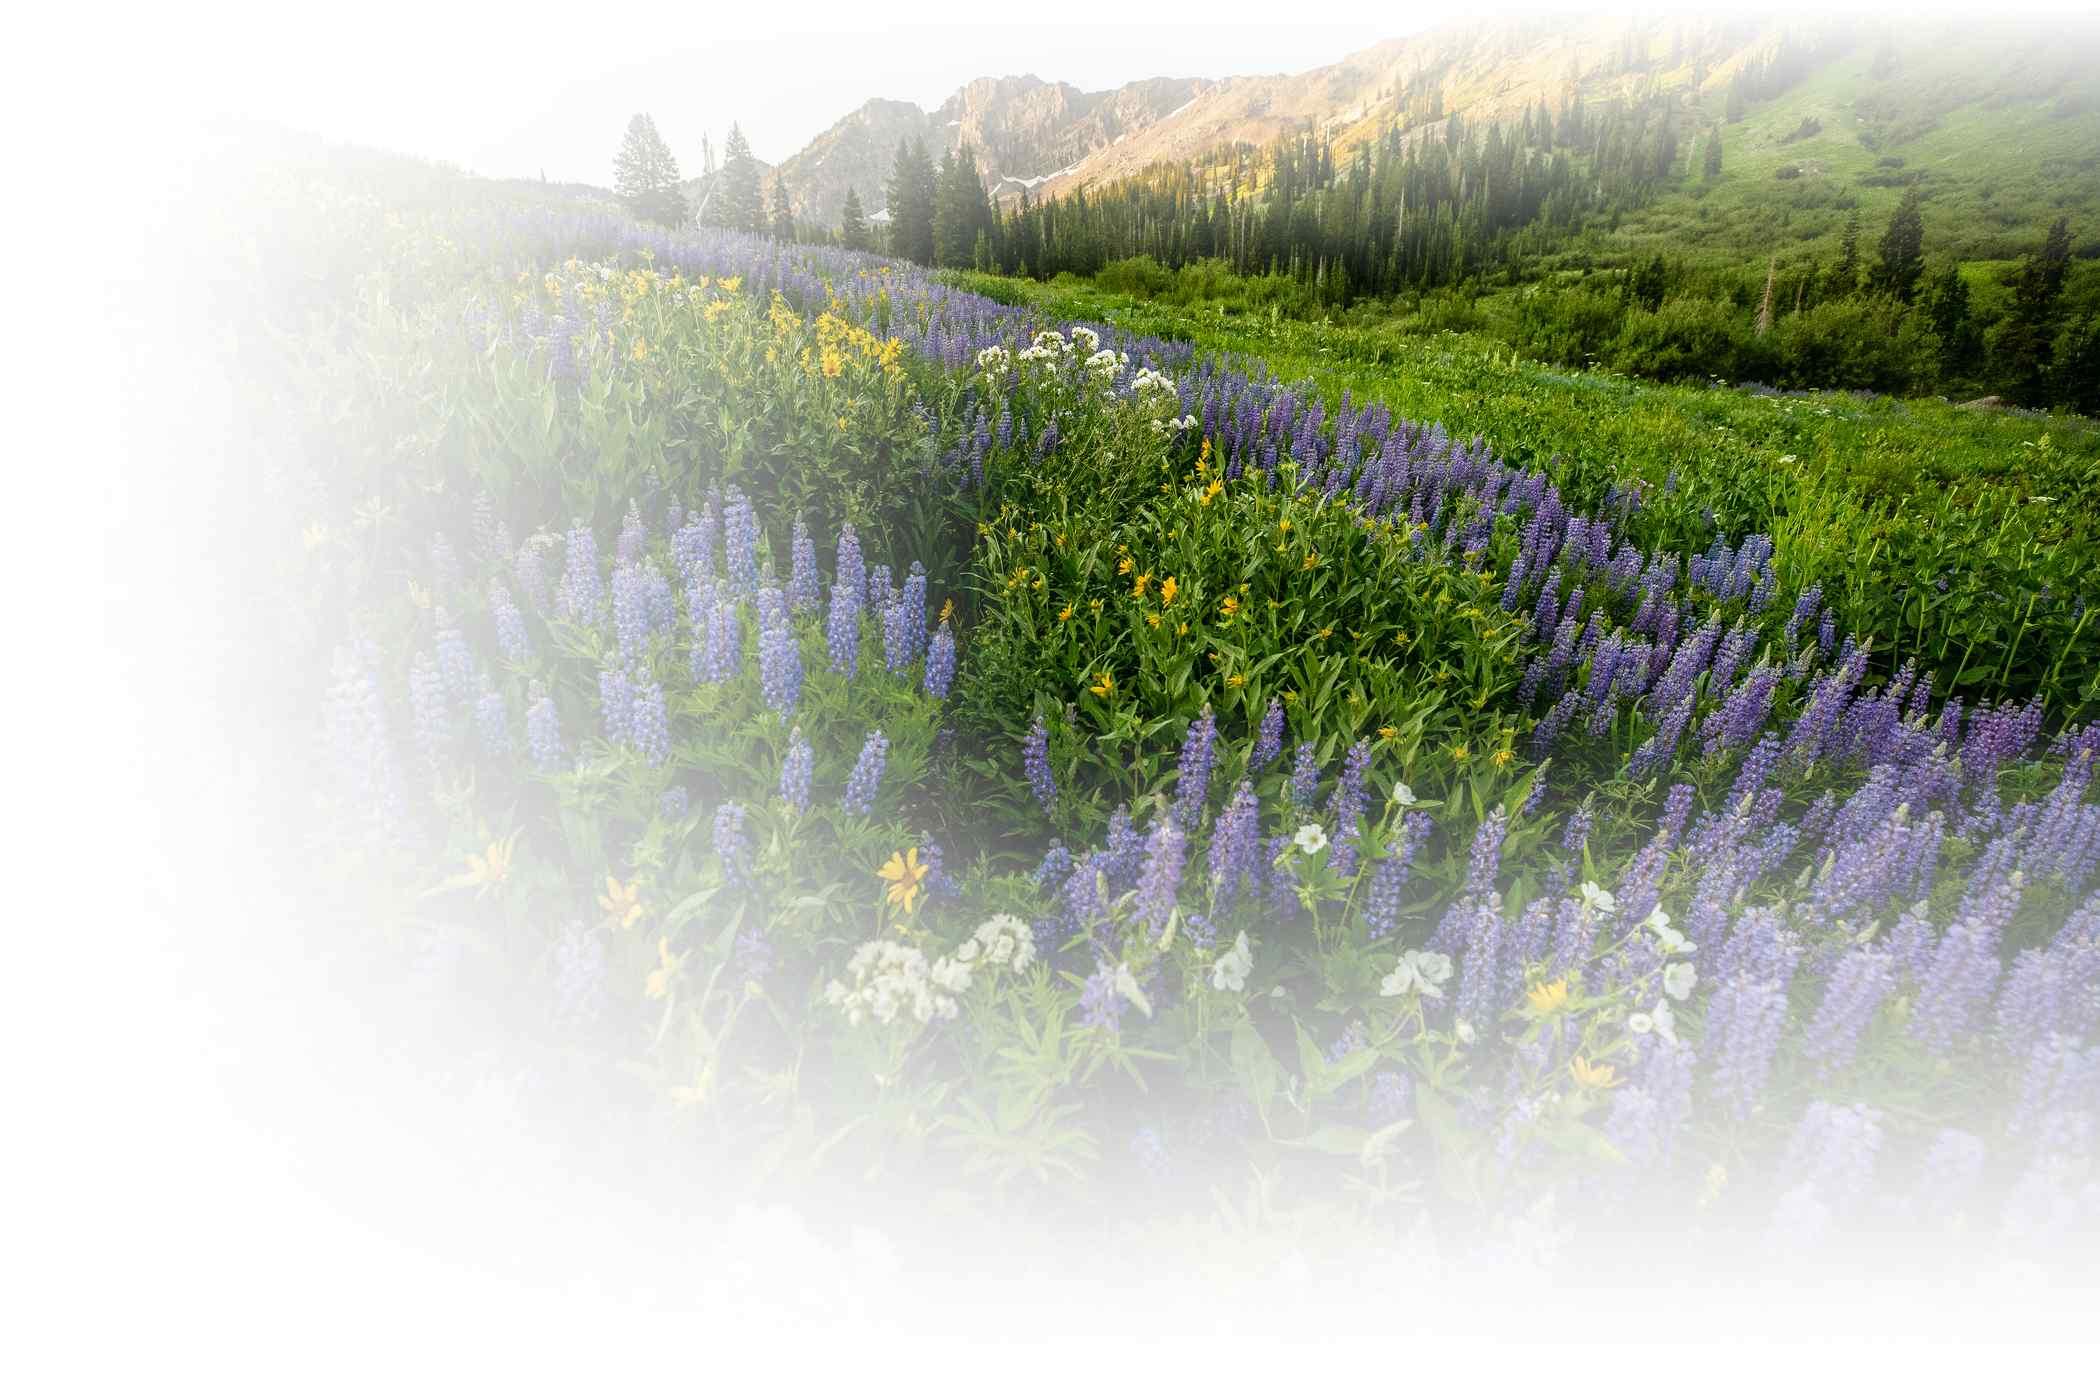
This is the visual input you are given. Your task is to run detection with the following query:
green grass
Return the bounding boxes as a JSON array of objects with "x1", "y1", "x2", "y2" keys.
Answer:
[{"x1": 948, "y1": 269, "x2": 2100, "y2": 714}]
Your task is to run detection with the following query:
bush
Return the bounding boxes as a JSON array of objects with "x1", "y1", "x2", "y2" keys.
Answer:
[{"x1": 1608, "y1": 296, "x2": 1748, "y2": 383}]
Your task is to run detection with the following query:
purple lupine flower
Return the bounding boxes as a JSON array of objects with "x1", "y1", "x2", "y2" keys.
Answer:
[
  {"x1": 524, "y1": 684, "x2": 562, "y2": 770},
  {"x1": 1328, "y1": 739, "x2": 1374, "y2": 879},
  {"x1": 1364, "y1": 810, "x2": 1430, "y2": 941},
  {"x1": 407, "y1": 651, "x2": 452, "y2": 766},
  {"x1": 923, "y1": 621, "x2": 956, "y2": 699},
  {"x1": 1022, "y1": 714, "x2": 1056, "y2": 815},
  {"x1": 614, "y1": 498, "x2": 646, "y2": 565},
  {"x1": 513, "y1": 538, "x2": 551, "y2": 614},
  {"x1": 550, "y1": 923, "x2": 607, "y2": 1033},
  {"x1": 1103, "y1": 805, "x2": 1147, "y2": 893},
  {"x1": 788, "y1": 513, "x2": 821, "y2": 614},
  {"x1": 1603, "y1": 1038, "x2": 1697, "y2": 1172},
  {"x1": 1907, "y1": 1129, "x2": 1986, "y2": 1222},
  {"x1": 597, "y1": 666, "x2": 634, "y2": 747},
  {"x1": 1705, "y1": 974, "x2": 1792, "y2": 1123},
  {"x1": 1208, "y1": 781, "x2": 1263, "y2": 912},
  {"x1": 712, "y1": 801, "x2": 751, "y2": 887},
  {"x1": 758, "y1": 593, "x2": 802, "y2": 718},
  {"x1": 490, "y1": 582, "x2": 531, "y2": 663},
  {"x1": 1135, "y1": 819, "x2": 1187, "y2": 940},
  {"x1": 1802, "y1": 947, "x2": 1896, "y2": 1073},
  {"x1": 433, "y1": 609, "x2": 474, "y2": 707},
  {"x1": 611, "y1": 561, "x2": 651, "y2": 659},
  {"x1": 630, "y1": 675, "x2": 670, "y2": 765},
  {"x1": 722, "y1": 489, "x2": 760, "y2": 594},
  {"x1": 1287, "y1": 741, "x2": 1321, "y2": 809},
  {"x1": 696, "y1": 595, "x2": 741, "y2": 684},
  {"x1": 672, "y1": 501, "x2": 717, "y2": 581},
  {"x1": 1250, "y1": 697, "x2": 1285, "y2": 771},
  {"x1": 918, "y1": 839, "x2": 962, "y2": 902},
  {"x1": 841, "y1": 731, "x2": 888, "y2": 816},
  {"x1": 779, "y1": 728, "x2": 813, "y2": 813},
  {"x1": 1767, "y1": 1101, "x2": 1883, "y2": 1253},
  {"x1": 326, "y1": 643, "x2": 407, "y2": 838},
  {"x1": 1455, "y1": 897, "x2": 1505, "y2": 1032},
  {"x1": 1174, "y1": 706, "x2": 1218, "y2": 832},
  {"x1": 1562, "y1": 801, "x2": 1595, "y2": 857},
  {"x1": 1910, "y1": 913, "x2": 2011, "y2": 1056},
  {"x1": 473, "y1": 677, "x2": 509, "y2": 759},
  {"x1": 559, "y1": 520, "x2": 603, "y2": 621},
  {"x1": 1078, "y1": 960, "x2": 1124, "y2": 1033}
]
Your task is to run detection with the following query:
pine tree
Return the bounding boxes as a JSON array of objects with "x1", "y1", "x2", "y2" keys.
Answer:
[
  {"x1": 839, "y1": 186, "x2": 870, "y2": 252},
  {"x1": 612, "y1": 114, "x2": 688, "y2": 227},
  {"x1": 1703, "y1": 127, "x2": 1723, "y2": 180},
  {"x1": 1873, "y1": 186, "x2": 1925, "y2": 302},
  {"x1": 768, "y1": 172, "x2": 795, "y2": 242},
  {"x1": 1755, "y1": 256, "x2": 1776, "y2": 337},
  {"x1": 1830, "y1": 212, "x2": 1862, "y2": 298},
  {"x1": 706, "y1": 123, "x2": 766, "y2": 236},
  {"x1": 1995, "y1": 217, "x2": 2074, "y2": 404},
  {"x1": 1926, "y1": 263, "x2": 1977, "y2": 381},
  {"x1": 884, "y1": 137, "x2": 937, "y2": 266},
  {"x1": 934, "y1": 142, "x2": 991, "y2": 269}
]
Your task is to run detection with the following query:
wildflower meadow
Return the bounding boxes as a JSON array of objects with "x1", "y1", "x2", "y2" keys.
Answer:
[{"x1": 223, "y1": 153, "x2": 2100, "y2": 1315}]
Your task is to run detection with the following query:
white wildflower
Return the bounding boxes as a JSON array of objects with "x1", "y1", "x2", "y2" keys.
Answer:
[
  {"x1": 1212, "y1": 931, "x2": 1252, "y2": 993},
  {"x1": 1292, "y1": 823, "x2": 1328, "y2": 855},
  {"x1": 1114, "y1": 963, "x2": 1153, "y2": 1019},
  {"x1": 1645, "y1": 906, "x2": 1697, "y2": 954},
  {"x1": 1391, "y1": 781, "x2": 1417, "y2": 808},
  {"x1": 1578, "y1": 881, "x2": 1616, "y2": 913},
  {"x1": 1664, "y1": 962, "x2": 1697, "y2": 1001},
  {"x1": 1380, "y1": 948, "x2": 1453, "y2": 999}
]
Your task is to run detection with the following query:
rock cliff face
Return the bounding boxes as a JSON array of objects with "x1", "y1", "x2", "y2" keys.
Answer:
[{"x1": 712, "y1": 74, "x2": 1211, "y2": 228}]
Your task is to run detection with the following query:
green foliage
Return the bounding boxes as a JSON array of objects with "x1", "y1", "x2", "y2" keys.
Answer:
[{"x1": 611, "y1": 113, "x2": 688, "y2": 228}]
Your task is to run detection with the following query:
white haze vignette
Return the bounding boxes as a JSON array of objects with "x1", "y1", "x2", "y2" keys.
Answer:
[{"x1": 22, "y1": 0, "x2": 2100, "y2": 1391}]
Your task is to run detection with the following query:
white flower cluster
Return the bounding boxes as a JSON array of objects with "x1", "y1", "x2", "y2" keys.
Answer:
[
  {"x1": 823, "y1": 916, "x2": 1035, "y2": 1028},
  {"x1": 1018, "y1": 328, "x2": 1069, "y2": 364},
  {"x1": 1130, "y1": 367, "x2": 1177, "y2": 398},
  {"x1": 976, "y1": 344, "x2": 1012, "y2": 377},
  {"x1": 1380, "y1": 948, "x2": 1455, "y2": 999},
  {"x1": 1071, "y1": 326, "x2": 1101, "y2": 354},
  {"x1": 1085, "y1": 347, "x2": 1129, "y2": 381}
]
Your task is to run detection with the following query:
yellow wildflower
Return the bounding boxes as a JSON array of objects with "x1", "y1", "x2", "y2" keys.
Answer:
[
  {"x1": 599, "y1": 875, "x2": 644, "y2": 929},
  {"x1": 1147, "y1": 612, "x2": 1161, "y2": 629},
  {"x1": 1570, "y1": 1056, "x2": 1619, "y2": 1090},
  {"x1": 1225, "y1": 673, "x2": 1246, "y2": 688},
  {"x1": 878, "y1": 848, "x2": 930, "y2": 917},
  {"x1": 1378, "y1": 726, "x2": 1397, "y2": 741},
  {"x1": 1451, "y1": 743, "x2": 1471, "y2": 761},
  {"x1": 1160, "y1": 576, "x2": 1179, "y2": 605},
  {"x1": 1525, "y1": 979, "x2": 1571, "y2": 1016},
  {"x1": 1132, "y1": 572, "x2": 1152, "y2": 599},
  {"x1": 1303, "y1": 551, "x2": 1320, "y2": 570},
  {"x1": 644, "y1": 937, "x2": 687, "y2": 1001},
  {"x1": 1089, "y1": 672, "x2": 1115, "y2": 698},
  {"x1": 1219, "y1": 596, "x2": 1239, "y2": 618},
  {"x1": 1058, "y1": 604, "x2": 1074, "y2": 622},
  {"x1": 1117, "y1": 556, "x2": 1133, "y2": 576}
]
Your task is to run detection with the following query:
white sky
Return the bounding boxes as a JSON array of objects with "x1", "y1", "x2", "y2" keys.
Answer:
[{"x1": 64, "y1": 0, "x2": 2097, "y2": 189}]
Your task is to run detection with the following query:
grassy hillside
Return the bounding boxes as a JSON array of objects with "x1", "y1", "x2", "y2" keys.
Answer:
[{"x1": 1609, "y1": 32, "x2": 2100, "y2": 268}]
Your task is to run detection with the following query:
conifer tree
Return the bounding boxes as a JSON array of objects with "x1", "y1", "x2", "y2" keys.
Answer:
[
  {"x1": 1994, "y1": 217, "x2": 2073, "y2": 404},
  {"x1": 612, "y1": 113, "x2": 688, "y2": 227},
  {"x1": 1703, "y1": 127, "x2": 1723, "y2": 179},
  {"x1": 769, "y1": 172, "x2": 795, "y2": 242},
  {"x1": 707, "y1": 123, "x2": 766, "y2": 236},
  {"x1": 839, "y1": 186, "x2": 870, "y2": 252},
  {"x1": 1873, "y1": 186, "x2": 1925, "y2": 303},
  {"x1": 884, "y1": 137, "x2": 937, "y2": 266}
]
